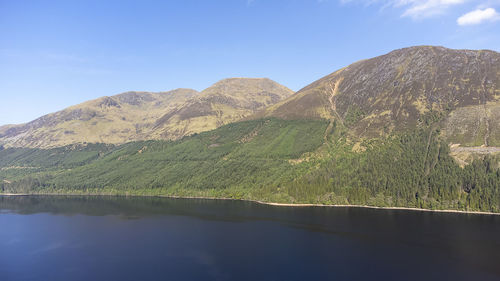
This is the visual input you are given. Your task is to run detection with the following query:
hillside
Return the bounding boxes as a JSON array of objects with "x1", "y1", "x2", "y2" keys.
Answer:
[
  {"x1": 0, "y1": 78, "x2": 293, "y2": 148},
  {"x1": 1, "y1": 46, "x2": 499, "y2": 213},
  {"x1": 0, "y1": 89, "x2": 198, "y2": 148},
  {"x1": 258, "y1": 46, "x2": 500, "y2": 146},
  {"x1": 1, "y1": 118, "x2": 499, "y2": 212},
  {"x1": 150, "y1": 78, "x2": 294, "y2": 140}
]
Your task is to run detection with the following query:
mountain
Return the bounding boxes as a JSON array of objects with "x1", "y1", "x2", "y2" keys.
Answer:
[
  {"x1": 258, "y1": 46, "x2": 500, "y2": 146},
  {"x1": 1, "y1": 46, "x2": 499, "y2": 213},
  {"x1": 149, "y1": 78, "x2": 294, "y2": 140},
  {"x1": 0, "y1": 89, "x2": 199, "y2": 148},
  {"x1": 0, "y1": 78, "x2": 293, "y2": 148}
]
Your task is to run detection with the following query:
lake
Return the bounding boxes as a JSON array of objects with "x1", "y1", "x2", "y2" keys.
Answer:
[{"x1": 0, "y1": 195, "x2": 499, "y2": 281}]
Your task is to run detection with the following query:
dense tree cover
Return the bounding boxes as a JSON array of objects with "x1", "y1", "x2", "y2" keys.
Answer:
[
  {"x1": 0, "y1": 118, "x2": 499, "y2": 212},
  {"x1": 0, "y1": 143, "x2": 114, "y2": 169},
  {"x1": 283, "y1": 128, "x2": 500, "y2": 212},
  {"x1": 0, "y1": 119, "x2": 327, "y2": 196}
]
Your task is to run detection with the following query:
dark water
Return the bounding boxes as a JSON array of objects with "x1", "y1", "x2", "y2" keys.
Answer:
[{"x1": 1, "y1": 196, "x2": 499, "y2": 281}]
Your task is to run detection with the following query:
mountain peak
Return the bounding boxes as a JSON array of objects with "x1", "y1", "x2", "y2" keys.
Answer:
[
  {"x1": 151, "y1": 77, "x2": 294, "y2": 139},
  {"x1": 0, "y1": 78, "x2": 292, "y2": 148},
  {"x1": 204, "y1": 77, "x2": 292, "y2": 98},
  {"x1": 259, "y1": 46, "x2": 500, "y2": 145}
]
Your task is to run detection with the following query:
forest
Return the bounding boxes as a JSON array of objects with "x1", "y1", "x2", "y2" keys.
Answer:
[{"x1": 0, "y1": 117, "x2": 499, "y2": 212}]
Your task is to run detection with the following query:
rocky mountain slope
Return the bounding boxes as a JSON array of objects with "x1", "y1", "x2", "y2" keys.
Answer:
[
  {"x1": 150, "y1": 78, "x2": 293, "y2": 140},
  {"x1": 257, "y1": 46, "x2": 500, "y2": 146},
  {"x1": 0, "y1": 89, "x2": 199, "y2": 148},
  {"x1": 1, "y1": 46, "x2": 499, "y2": 212},
  {"x1": 0, "y1": 78, "x2": 293, "y2": 148}
]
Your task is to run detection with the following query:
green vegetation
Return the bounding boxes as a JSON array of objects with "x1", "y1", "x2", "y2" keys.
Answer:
[
  {"x1": 0, "y1": 143, "x2": 114, "y2": 169},
  {"x1": 1, "y1": 118, "x2": 499, "y2": 213},
  {"x1": 343, "y1": 105, "x2": 365, "y2": 127},
  {"x1": 0, "y1": 118, "x2": 326, "y2": 197},
  {"x1": 284, "y1": 128, "x2": 500, "y2": 212}
]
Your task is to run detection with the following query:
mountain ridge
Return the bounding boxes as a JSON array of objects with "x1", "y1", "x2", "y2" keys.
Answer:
[
  {"x1": 2, "y1": 46, "x2": 499, "y2": 150},
  {"x1": 150, "y1": 77, "x2": 294, "y2": 140},
  {"x1": 1, "y1": 45, "x2": 499, "y2": 213},
  {"x1": 255, "y1": 46, "x2": 500, "y2": 147},
  {"x1": 0, "y1": 78, "x2": 293, "y2": 148}
]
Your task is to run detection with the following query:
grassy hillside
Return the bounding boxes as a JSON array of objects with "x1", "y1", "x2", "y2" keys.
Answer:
[
  {"x1": 1, "y1": 117, "x2": 499, "y2": 212},
  {"x1": 256, "y1": 46, "x2": 500, "y2": 146},
  {"x1": 151, "y1": 78, "x2": 294, "y2": 140},
  {"x1": 0, "y1": 78, "x2": 293, "y2": 148},
  {"x1": 0, "y1": 89, "x2": 198, "y2": 148}
]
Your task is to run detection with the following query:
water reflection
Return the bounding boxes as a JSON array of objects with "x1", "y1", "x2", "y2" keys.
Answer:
[{"x1": 0, "y1": 195, "x2": 499, "y2": 281}]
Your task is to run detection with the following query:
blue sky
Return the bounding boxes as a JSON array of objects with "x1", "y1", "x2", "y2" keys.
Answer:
[{"x1": 1, "y1": 0, "x2": 499, "y2": 125}]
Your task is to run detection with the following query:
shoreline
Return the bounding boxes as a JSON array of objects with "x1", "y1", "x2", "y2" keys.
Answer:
[{"x1": 1, "y1": 192, "x2": 499, "y2": 216}]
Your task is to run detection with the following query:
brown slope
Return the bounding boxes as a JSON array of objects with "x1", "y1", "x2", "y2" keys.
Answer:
[
  {"x1": 258, "y1": 46, "x2": 500, "y2": 145},
  {"x1": 0, "y1": 78, "x2": 293, "y2": 148},
  {"x1": 150, "y1": 78, "x2": 294, "y2": 140},
  {"x1": 0, "y1": 89, "x2": 199, "y2": 148}
]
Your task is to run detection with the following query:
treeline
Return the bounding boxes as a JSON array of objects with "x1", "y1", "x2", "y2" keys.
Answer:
[
  {"x1": 283, "y1": 128, "x2": 500, "y2": 212},
  {"x1": 0, "y1": 118, "x2": 499, "y2": 212}
]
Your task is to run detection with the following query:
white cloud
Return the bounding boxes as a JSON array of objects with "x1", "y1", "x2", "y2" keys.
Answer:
[
  {"x1": 399, "y1": 0, "x2": 465, "y2": 19},
  {"x1": 457, "y1": 7, "x2": 500, "y2": 25},
  {"x1": 340, "y1": 0, "x2": 468, "y2": 19}
]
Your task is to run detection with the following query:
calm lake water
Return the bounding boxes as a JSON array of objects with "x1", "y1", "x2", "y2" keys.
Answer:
[{"x1": 0, "y1": 196, "x2": 499, "y2": 281}]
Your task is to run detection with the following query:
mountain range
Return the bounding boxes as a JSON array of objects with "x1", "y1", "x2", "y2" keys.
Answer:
[
  {"x1": 0, "y1": 78, "x2": 292, "y2": 148},
  {"x1": 1, "y1": 46, "x2": 499, "y2": 213}
]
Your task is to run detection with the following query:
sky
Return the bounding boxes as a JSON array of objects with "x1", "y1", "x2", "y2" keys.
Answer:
[{"x1": 1, "y1": 0, "x2": 499, "y2": 125}]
